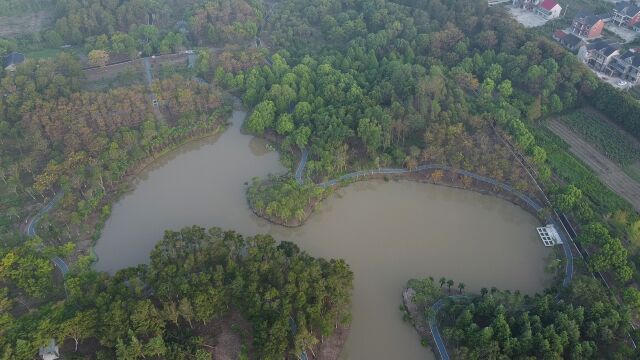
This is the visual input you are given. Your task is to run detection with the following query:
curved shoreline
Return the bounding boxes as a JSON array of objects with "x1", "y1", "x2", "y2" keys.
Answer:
[
  {"x1": 24, "y1": 123, "x2": 227, "y2": 274},
  {"x1": 267, "y1": 150, "x2": 577, "y2": 360},
  {"x1": 86, "y1": 124, "x2": 228, "y2": 264},
  {"x1": 256, "y1": 159, "x2": 546, "y2": 228}
]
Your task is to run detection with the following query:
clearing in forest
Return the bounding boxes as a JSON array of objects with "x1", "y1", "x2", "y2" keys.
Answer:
[
  {"x1": 546, "y1": 118, "x2": 640, "y2": 212},
  {"x1": 507, "y1": 6, "x2": 550, "y2": 28}
]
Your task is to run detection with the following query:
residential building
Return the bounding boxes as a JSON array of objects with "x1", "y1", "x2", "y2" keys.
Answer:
[
  {"x1": 3, "y1": 52, "x2": 24, "y2": 71},
  {"x1": 608, "y1": 50, "x2": 640, "y2": 84},
  {"x1": 578, "y1": 40, "x2": 622, "y2": 71},
  {"x1": 553, "y1": 29, "x2": 567, "y2": 41},
  {"x1": 512, "y1": 0, "x2": 562, "y2": 19},
  {"x1": 559, "y1": 33, "x2": 585, "y2": 51},
  {"x1": 536, "y1": 0, "x2": 562, "y2": 20},
  {"x1": 611, "y1": 1, "x2": 640, "y2": 28},
  {"x1": 570, "y1": 10, "x2": 605, "y2": 38}
]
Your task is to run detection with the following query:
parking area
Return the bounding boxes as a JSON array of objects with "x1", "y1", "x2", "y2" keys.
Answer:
[
  {"x1": 507, "y1": 6, "x2": 550, "y2": 28},
  {"x1": 592, "y1": 69, "x2": 634, "y2": 90}
]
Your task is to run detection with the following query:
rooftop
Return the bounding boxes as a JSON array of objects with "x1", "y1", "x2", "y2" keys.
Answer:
[
  {"x1": 563, "y1": 33, "x2": 584, "y2": 47},
  {"x1": 614, "y1": 1, "x2": 640, "y2": 17},
  {"x1": 574, "y1": 10, "x2": 605, "y2": 26},
  {"x1": 587, "y1": 40, "x2": 622, "y2": 56},
  {"x1": 619, "y1": 50, "x2": 640, "y2": 67},
  {"x1": 537, "y1": 225, "x2": 563, "y2": 247},
  {"x1": 3, "y1": 52, "x2": 25, "y2": 68},
  {"x1": 540, "y1": 0, "x2": 559, "y2": 11},
  {"x1": 554, "y1": 29, "x2": 567, "y2": 39}
]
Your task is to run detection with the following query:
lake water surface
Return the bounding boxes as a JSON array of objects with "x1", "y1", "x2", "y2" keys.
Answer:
[{"x1": 95, "y1": 109, "x2": 551, "y2": 359}]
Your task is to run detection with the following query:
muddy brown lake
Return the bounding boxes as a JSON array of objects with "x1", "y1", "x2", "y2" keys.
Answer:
[{"x1": 95, "y1": 109, "x2": 551, "y2": 359}]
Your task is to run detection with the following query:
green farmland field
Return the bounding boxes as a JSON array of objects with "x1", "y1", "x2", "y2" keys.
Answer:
[{"x1": 558, "y1": 108, "x2": 640, "y2": 167}]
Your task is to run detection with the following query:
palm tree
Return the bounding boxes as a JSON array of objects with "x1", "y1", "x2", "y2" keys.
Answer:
[
  {"x1": 439, "y1": 277, "x2": 446, "y2": 288},
  {"x1": 458, "y1": 282, "x2": 465, "y2": 294},
  {"x1": 446, "y1": 280, "x2": 454, "y2": 294}
]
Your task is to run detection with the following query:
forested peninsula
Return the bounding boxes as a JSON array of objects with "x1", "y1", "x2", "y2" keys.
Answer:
[{"x1": 2, "y1": 226, "x2": 353, "y2": 358}]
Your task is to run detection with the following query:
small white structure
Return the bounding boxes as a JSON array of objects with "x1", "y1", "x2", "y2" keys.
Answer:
[
  {"x1": 537, "y1": 224, "x2": 563, "y2": 247},
  {"x1": 536, "y1": 0, "x2": 562, "y2": 20},
  {"x1": 39, "y1": 339, "x2": 59, "y2": 360}
]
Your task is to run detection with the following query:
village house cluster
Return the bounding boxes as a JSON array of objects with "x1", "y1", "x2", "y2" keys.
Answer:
[
  {"x1": 611, "y1": 0, "x2": 640, "y2": 30},
  {"x1": 552, "y1": 1, "x2": 640, "y2": 87}
]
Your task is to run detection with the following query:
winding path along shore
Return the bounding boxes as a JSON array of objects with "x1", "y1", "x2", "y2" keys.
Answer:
[
  {"x1": 24, "y1": 192, "x2": 70, "y2": 275},
  {"x1": 294, "y1": 148, "x2": 576, "y2": 359}
]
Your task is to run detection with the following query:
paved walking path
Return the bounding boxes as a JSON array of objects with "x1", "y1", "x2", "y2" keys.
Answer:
[
  {"x1": 294, "y1": 150, "x2": 576, "y2": 359},
  {"x1": 24, "y1": 192, "x2": 69, "y2": 275},
  {"x1": 295, "y1": 152, "x2": 543, "y2": 211},
  {"x1": 429, "y1": 298, "x2": 451, "y2": 360},
  {"x1": 294, "y1": 148, "x2": 309, "y2": 183},
  {"x1": 428, "y1": 296, "x2": 471, "y2": 360}
]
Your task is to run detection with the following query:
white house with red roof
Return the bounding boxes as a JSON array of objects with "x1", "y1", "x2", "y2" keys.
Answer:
[
  {"x1": 536, "y1": 0, "x2": 562, "y2": 20},
  {"x1": 512, "y1": 0, "x2": 562, "y2": 20}
]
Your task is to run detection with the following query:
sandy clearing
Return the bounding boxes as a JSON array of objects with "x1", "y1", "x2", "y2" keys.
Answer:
[{"x1": 507, "y1": 6, "x2": 550, "y2": 28}]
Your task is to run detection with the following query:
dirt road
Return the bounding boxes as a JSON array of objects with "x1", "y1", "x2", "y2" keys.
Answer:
[{"x1": 547, "y1": 119, "x2": 640, "y2": 212}]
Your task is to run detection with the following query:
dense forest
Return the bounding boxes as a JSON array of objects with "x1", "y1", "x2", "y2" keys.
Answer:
[
  {"x1": 221, "y1": 0, "x2": 640, "y2": 355},
  {"x1": 0, "y1": 1, "x2": 360, "y2": 359},
  {"x1": 0, "y1": 54, "x2": 230, "y2": 245},
  {"x1": 189, "y1": 0, "x2": 261, "y2": 46},
  {"x1": 408, "y1": 276, "x2": 634, "y2": 359},
  {"x1": 247, "y1": 175, "x2": 328, "y2": 226},
  {"x1": 0, "y1": 226, "x2": 353, "y2": 359},
  {"x1": 2, "y1": 0, "x2": 640, "y2": 358},
  {"x1": 0, "y1": 0, "x2": 52, "y2": 16},
  {"x1": 217, "y1": 0, "x2": 589, "y2": 223},
  {"x1": 52, "y1": 0, "x2": 261, "y2": 55},
  {"x1": 0, "y1": 0, "x2": 264, "y2": 58}
]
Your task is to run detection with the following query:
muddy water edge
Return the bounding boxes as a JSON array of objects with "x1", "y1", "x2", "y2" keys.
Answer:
[{"x1": 95, "y1": 108, "x2": 552, "y2": 359}]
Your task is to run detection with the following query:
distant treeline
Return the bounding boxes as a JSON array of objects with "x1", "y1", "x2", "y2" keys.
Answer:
[{"x1": 0, "y1": 0, "x2": 53, "y2": 16}]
